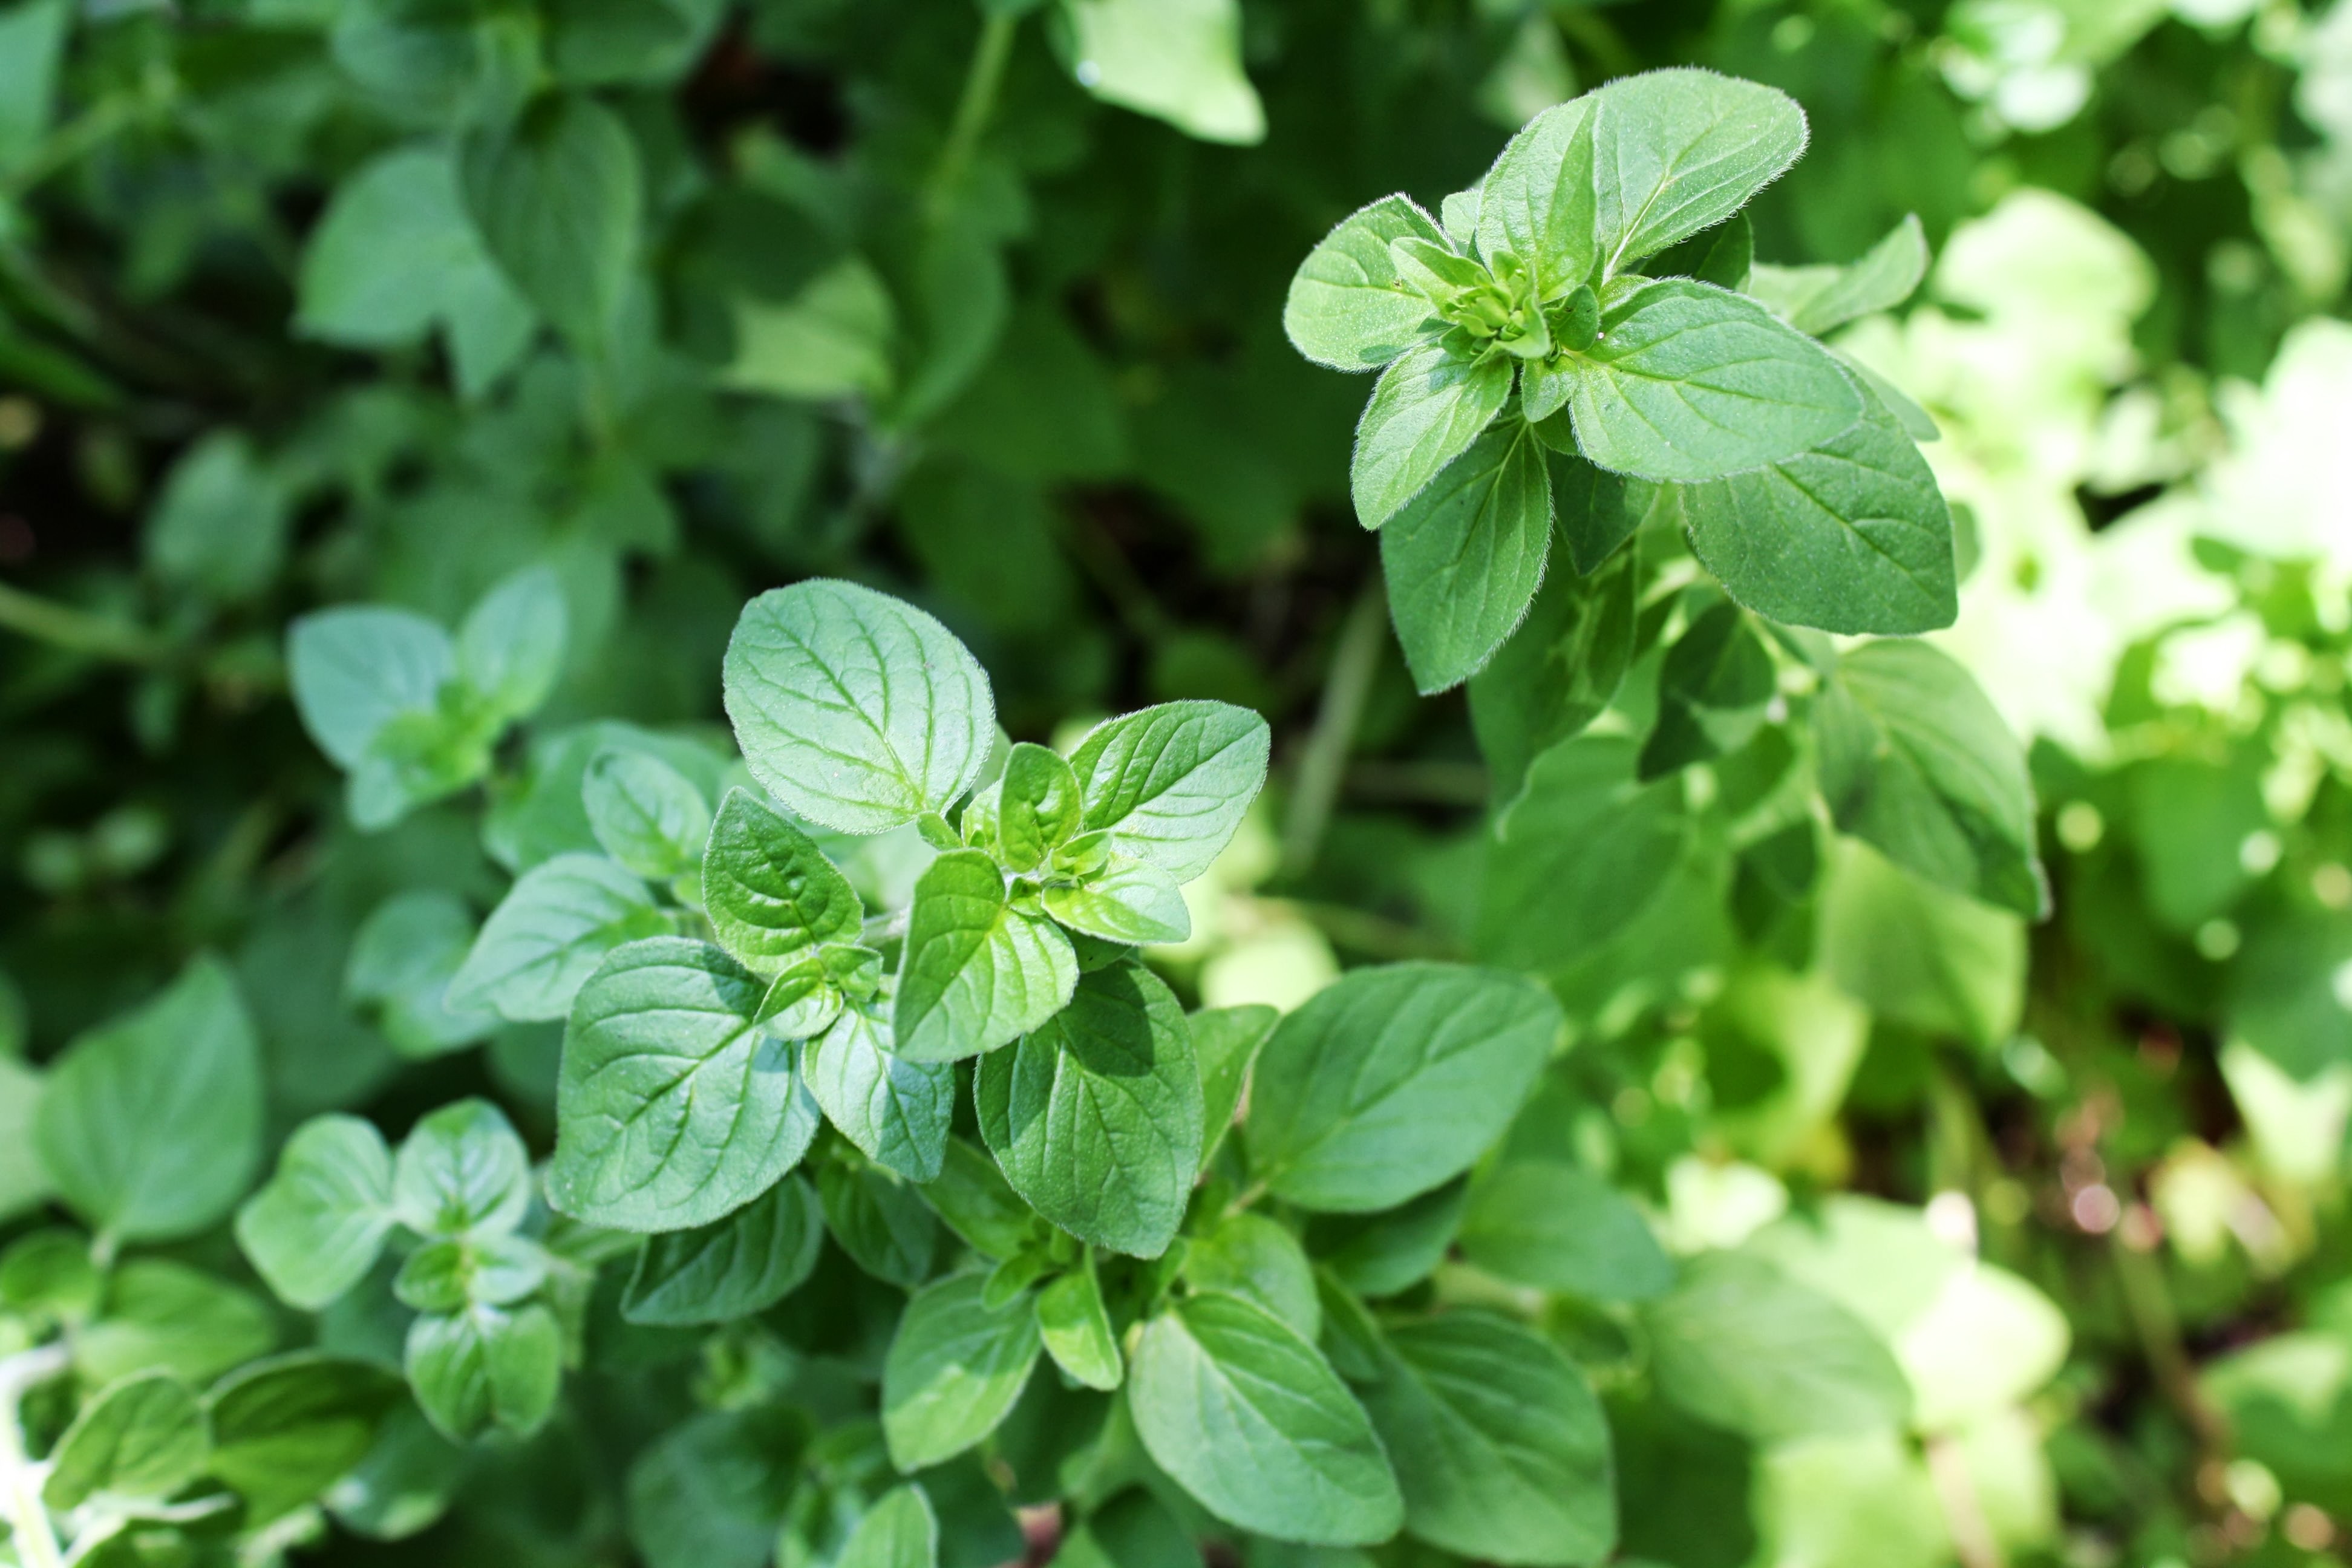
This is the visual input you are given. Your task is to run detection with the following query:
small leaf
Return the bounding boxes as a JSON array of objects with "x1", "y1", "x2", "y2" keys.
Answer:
[
  {"x1": 1040, "y1": 854, "x2": 1192, "y2": 945},
  {"x1": 1474, "y1": 736, "x2": 1687, "y2": 975},
  {"x1": 287, "y1": 606, "x2": 454, "y2": 771},
  {"x1": 1184, "y1": 1211, "x2": 1320, "y2": 1340},
  {"x1": 1682, "y1": 392, "x2": 1956, "y2": 636},
  {"x1": 584, "y1": 748, "x2": 713, "y2": 881},
  {"x1": 1357, "y1": 1312, "x2": 1616, "y2": 1567},
  {"x1": 459, "y1": 93, "x2": 641, "y2": 349},
  {"x1": 448, "y1": 853, "x2": 675, "y2": 1022},
  {"x1": 550, "y1": 938, "x2": 821, "y2": 1232},
  {"x1": 404, "y1": 1302, "x2": 564, "y2": 1443},
  {"x1": 1638, "y1": 599, "x2": 1776, "y2": 780},
  {"x1": 1036, "y1": 1257, "x2": 1123, "y2": 1391},
  {"x1": 974, "y1": 961, "x2": 1204, "y2": 1259},
  {"x1": 1749, "y1": 214, "x2": 1930, "y2": 337},
  {"x1": 1065, "y1": 701, "x2": 1272, "y2": 883},
  {"x1": 1468, "y1": 545, "x2": 1636, "y2": 810},
  {"x1": 917, "y1": 1139, "x2": 1040, "y2": 1262},
  {"x1": 804, "y1": 1005, "x2": 955, "y2": 1183},
  {"x1": 72, "y1": 1261, "x2": 275, "y2": 1388},
  {"x1": 893, "y1": 849, "x2": 1077, "y2": 1062},
  {"x1": 457, "y1": 564, "x2": 569, "y2": 721},
  {"x1": 1349, "y1": 341, "x2": 1514, "y2": 529},
  {"x1": 1560, "y1": 278, "x2": 1863, "y2": 483},
  {"x1": 346, "y1": 890, "x2": 499, "y2": 1060},
  {"x1": 42, "y1": 1371, "x2": 209, "y2": 1511},
  {"x1": 1192, "y1": 1003, "x2": 1278, "y2": 1174},
  {"x1": 1057, "y1": 0, "x2": 1265, "y2": 145},
  {"x1": 205, "y1": 1353, "x2": 405, "y2": 1527},
  {"x1": 34, "y1": 956, "x2": 264, "y2": 1244},
  {"x1": 1284, "y1": 195, "x2": 1447, "y2": 371},
  {"x1": 1457, "y1": 1161, "x2": 1674, "y2": 1301},
  {"x1": 838, "y1": 1483, "x2": 941, "y2": 1568},
  {"x1": 621, "y1": 1174, "x2": 824, "y2": 1325},
  {"x1": 1382, "y1": 417, "x2": 1553, "y2": 694},
  {"x1": 1244, "y1": 962, "x2": 1561, "y2": 1213},
  {"x1": 1308, "y1": 1179, "x2": 1469, "y2": 1299},
  {"x1": 624, "y1": 1409, "x2": 802, "y2": 1568},
  {"x1": 881, "y1": 1271, "x2": 1042, "y2": 1471},
  {"x1": 998, "y1": 742, "x2": 1082, "y2": 873},
  {"x1": 1128, "y1": 1290, "x2": 1403, "y2": 1545},
  {"x1": 723, "y1": 579, "x2": 996, "y2": 836},
  {"x1": 1815, "y1": 640, "x2": 2045, "y2": 918},
  {"x1": 817, "y1": 1157, "x2": 938, "y2": 1288},
  {"x1": 702, "y1": 788, "x2": 865, "y2": 977},
  {"x1": 392, "y1": 1099, "x2": 533, "y2": 1239},
  {"x1": 237, "y1": 1115, "x2": 397, "y2": 1311}
]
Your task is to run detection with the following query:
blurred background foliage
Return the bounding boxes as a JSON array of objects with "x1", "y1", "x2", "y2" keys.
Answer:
[{"x1": 6, "y1": 0, "x2": 2352, "y2": 1565}]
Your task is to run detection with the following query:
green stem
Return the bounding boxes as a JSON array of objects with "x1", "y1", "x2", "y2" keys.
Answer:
[
  {"x1": 1, "y1": 1345, "x2": 71, "y2": 1568},
  {"x1": 1280, "y1": 578, "x2": 1388, "y2": 880},
  {"x1": 0, "y1": 581, "x2": 163, "y2": 664},
  {"x1": 927, "y1": 12, "x2": 1019, "y2": 223}
]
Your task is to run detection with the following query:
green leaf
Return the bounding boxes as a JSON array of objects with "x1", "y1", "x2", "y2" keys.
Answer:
[
  {"x1": 893, "y1": 848, "x2": 1078, "y2": 1062},
  {"x1": 839, "y1": 1483, "x2": 941, "y2": 1568},
  {"x1": 1478, "y1": 69, "x2": 1806, "y2": 293},
  {"x1": 1358, "y1": 1312, "x2": 1615, "y2": 1567},
  {"x1": 1816, "y1": 641, "x2": 2046, "y2": 918},
  {"x1": 1349, "y1": 342, "x2": 1514, "y2": 529},
  {"x1": 1308, "y1": 1179, "x2": 1468, "y2": 1299},
  {"x1": 805, "y1": 1005, "x2": 955, "y2": 1182},
  {"x1": 1129, "y1": 1290, "x2": 1402, "y2": 1545},
  {"x1": 394, "y1": 1233, "x2": 545, "y2": 1313},
  {"x1": 1192, "y1": 1003, "x2": 1277, "y2": 1174},
  {"x1": 1638, "y1": 598, "x2": 1776, "y2": 779},
  {"x1": 1057, "y1": 0, "x2": 1266, "y2": 146},
  {"x1": 1468, "y1": 545, "x2": 1636, "y2": 809},
  {"x1": 459, "y1": 93, "x2": 641, "y2": 348},
  {"x1": 448, "y1": 852, "x2": 675, "y2": 1021},
  {"x1": 393, "y1": 1099, "x2": 532, "y2": 1238},
  {"x1": 1682, "y1": 393, "x2": 1956, "y2": 636},
  {"x1": 723, "y1": 579, "x2": 996, "y2": 835},
  {"x1": 34, "y1": 956, "x2": 264, "y2": 1243},
  {"x1": 1749, "y1": 214, "x2": 1930, "y2": 338},
  {"x1": 405, "y1": 1302, "x2": 564, "y2": 1442},
  {"x1": 1066, "y1": 701, "x2": 1272, "y2": 882},
  {"x1": 881, "y1": 1271, "x2": 1043, "y2": 1471},
  {"x1": 42, "y1": 1371, "x2": 209, "y2": 1511},
  {"x1": 205, "y1": 1353, "x2": 405, "y2": 1526},
  {"x1": 817, "y1": 1157, "x2": 938, "y2": 1288},
  {"x1": 1537, "y1": 433, "x2": 1654, "y2": 573},
  {"x1": 146, "y1": 431, "x2": 290, "y2": 604},
  {"x1": 1457, "y1": 1161, "x2": 1674, "y2": 1301},
  {"x1": 1475, "y1": 736, "x2": 1687, "y2": 975},
  {"x1": 1244, "y1": 962, "x2": 1561, "y2": 1213},
  {"x1": 73, "y1": 1262, "x2": 275, "y2": 1388},
  {"x1": 1643, "y1": 1251, "x2": 1912, "y2": 1442},
  {"x1": 459, "y1": 563, "x2": 569, "y2": 721},
  {"x1": 1283, "y1": 195, "x2": 1447, "y2": 372},
  {"x1": 1036, "y1": 1256, "x2": 1123, "y2": 1391},
  {"x1": 0, "y1": 0, "x2": 70, "y2": 174},
  {"x1": 550, "y1": 938, "x2": 821, "y2": 1232},
  {"x1": 323, "y1": 1403, "x2": 465, "y2": 1543},
  {"x1": 625, "y1": 1409, "x2": 802, "y2": 1568},
  {"x1": 998, "y1": 742, "x2": 1083, "y2": 873},
  {"x1": 920, "y1": 1138, "x2": 1040, "y2": 1262},
  {"x1": 702, "y1": 788, "x2": 865, "y2": 976},
  {"x1": 583, "y1": 747, "x2": 713, "y2": 881},
  {"x1": 974, "y1": 961, "x2": 1204, "y2": 1258},
  {"x1": 621, "y1": 1173, "x2": 822, "y2": 1325},
  {"x1": 237, "y1": 1114, "x2": 398, "y2": 1310},
  {"x1": 1184, "y1": 1211, "x2": 1320, "y2": 1340},
  {"x1": 1041, "y1": 854, "x2": 1193, "y2": 945},
  {"x1": 286, "y1": 606, "x2": 454, "y2": 772},
  {"x1": 1647, "y1": 209, "x2": 1755, "y2": 292},
  {"x1": 347, "y1": 890, "x2": 500, "y2": 1059},
  {"x1": 1382, "y1": 416, "x2": 1553, "y2": 694},
  {"x1": 1559, "y1": 279, "x2": 1863, "y2": 483}
]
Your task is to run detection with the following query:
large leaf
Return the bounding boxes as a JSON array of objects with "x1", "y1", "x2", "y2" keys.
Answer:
[
  {"x1": 1128, "y1": 1290, "x2": 1402, "y2": 1545},
  {"x1": 1382, "y1": 417, "x2": 1554, "y2": 694},
  {"x1": 893, "y1": 849, "x2": 1078, "y2": 1061},
  {"x1": 550, "y1": 938, "x2": 820, "y2": 1232},
  {"x1": 1474, "y1": 736, "x2": 1687, "y2": 974},
  {"x1": 1815, "y1": 641, "x2": 2045, "y2": 918},
  {"x1": 448, "y1": 853, "x2": 674, "y2": 1022},
  {"x1": 204, "y1": 1354, "x2": 405, "y2": 1527},
  {"x1": 804, "y1": 1005, "x2": 955, "y2": 1183},
  {"x1": 880, "y1": 1272, "x2": 1042, "y2": 1471},
  {"x1": 42, "y1": 1371, "x2": 209, "y2": 1511},
  {"x1": 459, "y1": 93, "x2": 640, "y2": 348},
  {"x1": 621, "y1": 1174, "x2": 824, "y2": 1325},
  {"x1": 1245, "y1": 962, "x2": 1560, "y2": 1212},
  {"x1": 1065, "y1": 701, "x2": 1272, "y2": 882},
  {"x1": 1457, "y1": 1161, "x2": 1674, "y2": 1302},
  {"x1": 838, "y1": 1483, "x2": 940, "y2": 1568},
  {"x1": 1359, "y1": 1312, "x2": 1616, "y2": 1566},
  {"x1": 1283, "y1": 195, "x2": 1446, "y2": 371},
  {"x1": 1560, "y1": 279, "x2": 1861, "y2": 483},
  {"x1": 583, "y1": 748, "x2": 712, "y2": 881},
  {"x1": 1059, "y1": 0, "x2": 1266, "y2": 146},
  {"x1": 236, "y1": 1115, "x2": 397, "y2": 1310},
  {"x1": 974, "y1": 961, "x2": 1204, "y2": 1258},
  {"x1": 723, "y1": 580, "x2": 995, "y2": 835},
  {"x1": 34, "y1": 956, "x2": 264, "y2": 1244},
  {"x1": 1681, "y1": 394, "x2": 1956, "y2": 636},
  {"x1": 702, "y1": 788, "x2": 865, "y2": 976},
  {"x1": 1349, "y1": 341, "x2": 1515, "y2": 529}
]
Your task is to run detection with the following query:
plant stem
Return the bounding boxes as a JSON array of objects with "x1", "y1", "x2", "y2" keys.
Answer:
[
  {"x1": 1, "y1": 1344, "x2": 73, "y2": 1568},
  {"x1": 927, "y1": 12, "x2": 1018, "y2": 224},
  {"x1": 0, "y1": 581, "x2": 163, "y2": 664},
  {"x1": 2112, "y1": 1233, "x2": 2222, "y2": 1448},
  {"x1": 1280, "y1": 578, "x2": 1388, "y2": 880}
]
